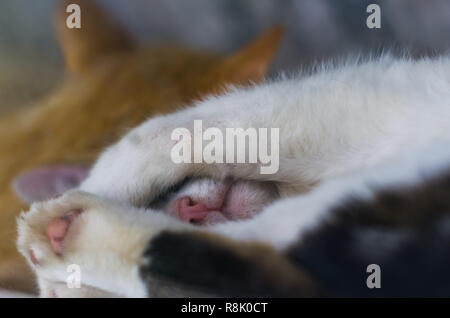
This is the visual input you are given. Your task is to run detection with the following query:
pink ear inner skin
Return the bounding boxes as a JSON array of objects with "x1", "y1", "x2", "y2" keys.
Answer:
[{"x1": 12, "y1": 165, "x2": 89, "y2": 204}]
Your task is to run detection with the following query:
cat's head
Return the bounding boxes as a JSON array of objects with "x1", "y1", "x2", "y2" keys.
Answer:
[
  {"x1": 55, "y1": 0, "x2": 284, "y2": 107},
  {"x1": 150, "y1": 178, "x2": 280, "y2": 225},
  {"x1": 12, "y1": 0, "x2": 283, "y2": 206}
]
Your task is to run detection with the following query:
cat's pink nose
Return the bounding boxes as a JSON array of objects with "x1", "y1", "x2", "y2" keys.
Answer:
[{"x1": 177, "y1": 197, "x2": 210, "y2": 224}]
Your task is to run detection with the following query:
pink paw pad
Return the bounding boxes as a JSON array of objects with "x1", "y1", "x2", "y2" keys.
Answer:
[
  {"x1": 29, "y1": 249, "x2": 38, "y2": 265},
  {"x1": 46, "y1": 210, "x2": 82, "y2": 255}
]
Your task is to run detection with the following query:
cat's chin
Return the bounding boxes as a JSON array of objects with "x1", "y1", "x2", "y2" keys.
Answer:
[{"x1": 163, "y1": 179, "x2": 279, "y2": 226}]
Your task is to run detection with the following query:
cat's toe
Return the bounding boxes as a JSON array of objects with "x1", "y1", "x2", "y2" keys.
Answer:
[{"x1": 29, "y1": 249, "x2": 39, "y2": 265}]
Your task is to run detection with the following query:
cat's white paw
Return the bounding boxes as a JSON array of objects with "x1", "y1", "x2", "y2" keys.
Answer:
[
  {"x1": 17, "y1": 191, "x2": 84, "y2": 270},
  {"x1": 17, "y1": 190, "x2": 155, "y2": 297}
]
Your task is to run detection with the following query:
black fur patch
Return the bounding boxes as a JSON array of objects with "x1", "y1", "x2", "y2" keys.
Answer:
[
  {"x1": 287, "y1": 167, "x2": 450, "y2": 297},
  {"x1": 140, "y1": 231, "x2": 320, "y2": 297}
]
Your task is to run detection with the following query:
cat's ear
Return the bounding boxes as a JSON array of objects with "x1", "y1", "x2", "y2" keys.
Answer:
[
  {"x1": 12, "y1": 165, "x2": 89, "y2": 204},
  {"x1": 55, "y1": 0, "x2": 133, "y2": 74},
  {"x1": 217, "y1": 25, "x2": 284, "y2": 85}
]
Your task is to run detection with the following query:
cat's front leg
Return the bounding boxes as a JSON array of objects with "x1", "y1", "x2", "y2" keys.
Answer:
[
  {"x1": 17, "y1": 190, "x2": 191, "y2": 297},
  {"x1": 80, "y1": 99, "x2": 297, "y2": 205}
]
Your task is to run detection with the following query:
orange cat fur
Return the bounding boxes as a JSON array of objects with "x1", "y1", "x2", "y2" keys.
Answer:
[{"x1": 0, "y1": 0, "x2": 283, "y2": 293}]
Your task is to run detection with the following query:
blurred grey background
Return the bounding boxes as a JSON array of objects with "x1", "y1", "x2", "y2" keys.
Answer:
[{"x1": 1, "y1": 0, "x2": 450, "y2": 111}]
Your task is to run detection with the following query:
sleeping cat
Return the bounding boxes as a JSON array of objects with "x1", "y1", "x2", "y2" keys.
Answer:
[
  {"x1": 0, "y1": 0, "x2": 283, "y2": 293},
  {"x1": 18, "y1": 54, "x2": 450, "y2": 297}
]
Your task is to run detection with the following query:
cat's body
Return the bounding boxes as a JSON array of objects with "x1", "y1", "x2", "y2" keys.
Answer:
[
  {"x1": 17, "y1": 53, "x2": 450, "y2": 297},
  {"x1": 0, "y1": 0, "x2": 283, "y2": 293}
]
